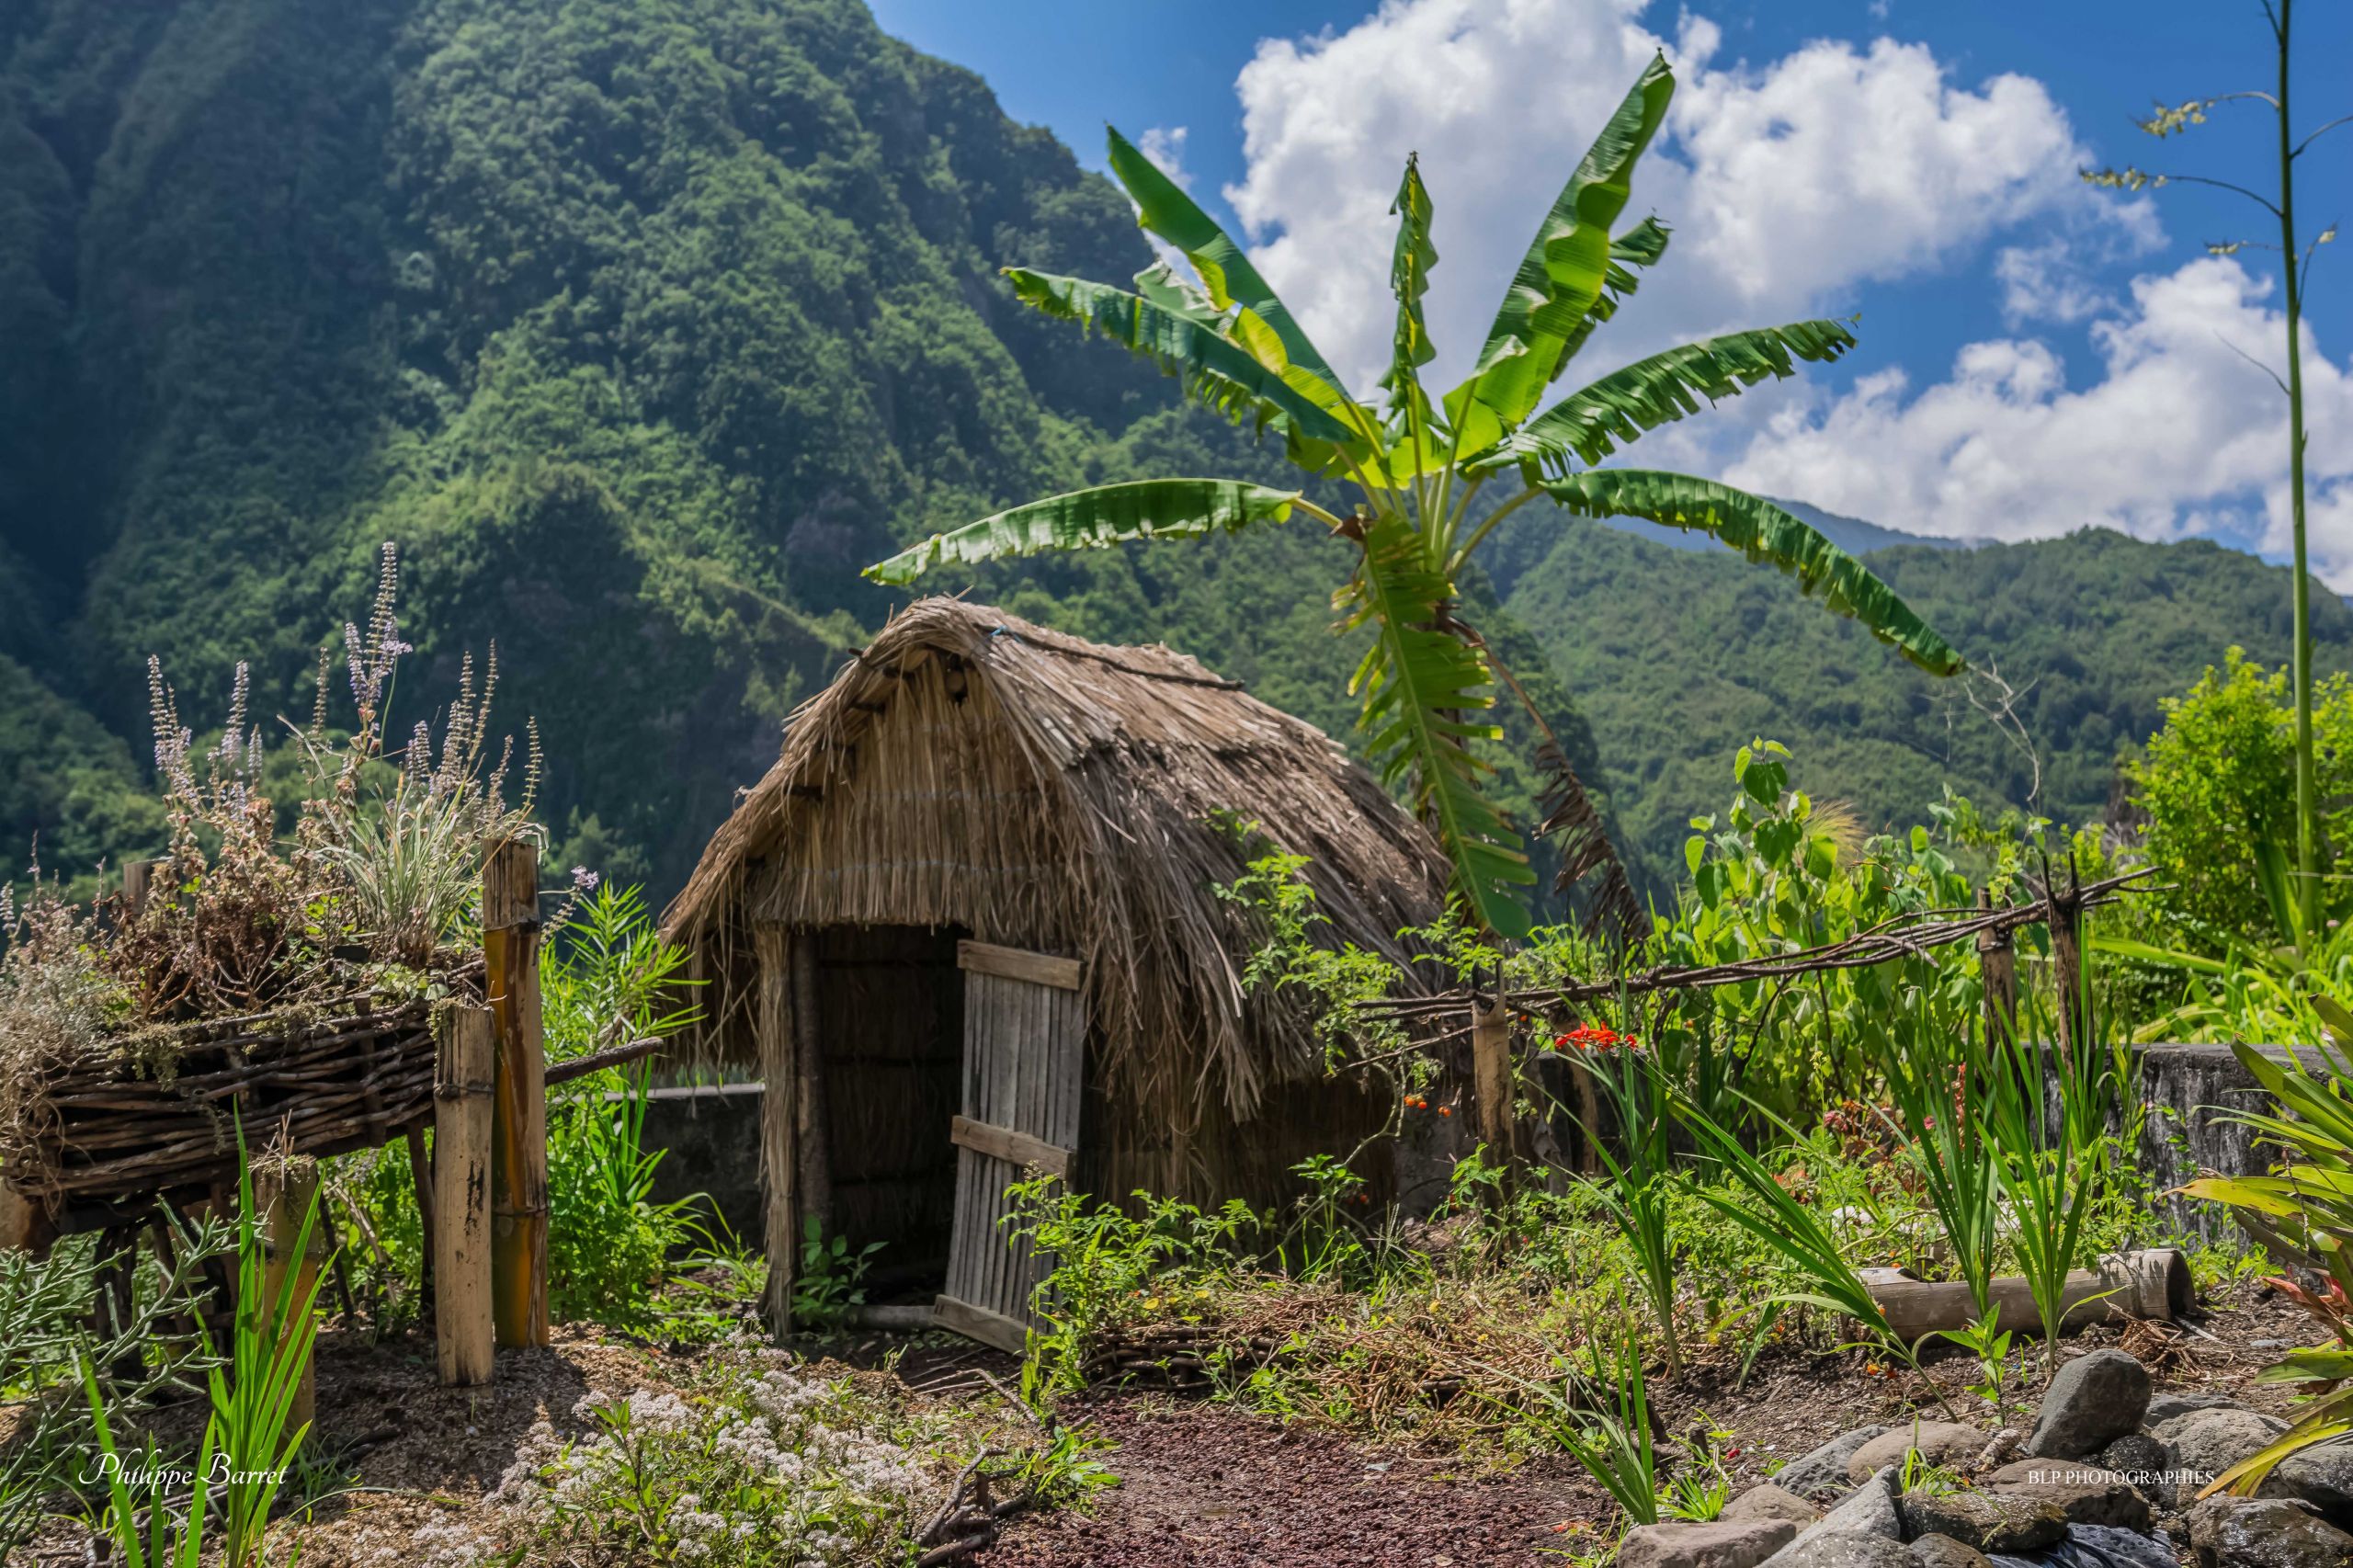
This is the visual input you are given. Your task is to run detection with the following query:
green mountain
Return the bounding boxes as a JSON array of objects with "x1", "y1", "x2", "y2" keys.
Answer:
[{"x1": 0, "y1": 0, "x2": 2341, "y2": 912}]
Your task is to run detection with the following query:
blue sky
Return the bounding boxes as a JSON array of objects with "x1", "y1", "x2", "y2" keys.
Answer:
[{"x1": 871, "y1": 0, "x2": 2353, "y2": 581}]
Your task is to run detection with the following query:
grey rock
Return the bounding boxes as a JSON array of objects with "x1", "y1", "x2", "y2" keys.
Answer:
[
  {"x1": 2095, "y1": 1434, "x2": 2170, "y2": 1486},
  {"x1": 1727, "y1": 1486, "x2": 1826, "y2": 1527},
  {"x1": 2149, "y1": 1392, "x2": 2244, "y2": 1425},
  {"x1": 1773, "y1": 1536, "x2": 1918, "y2": 1568},
  {"x1": 1777, "y1": 1429, "x2": 1892, "y2": 1499},
  {"x1": 2188, "y1": 1496, "x2": 2353, "y2": 1568},
  {"x1": 1909, "y1": 1535, "x2": 1993, "y2": 1568},
  {"x1": 2165, "y1": 1409, "x2": 2294, "y2": 1508},
  {"x1": 1620, "y1": 1519, "x2": 1802, "y2": 1568},
  {"x1": 1897, "y1": 1491, "x2": 2069, "y2": 1554},
  {"x1": 2043, "y1": 1523, "x2": 2180, "y2": 1568},
  {"x1": 2027, "y1": 1351, "x2": 2154, "y2": 1460},
  {"x1": 1848, "y1": 1425, "x2": 1988, "y2": 1483},
  {"x1": 1984, "y1": 1460, "x2": 2154, "y2": 1532},
  {"x1": 1762, "y1": 1469, "x2": 1906, "y2": 1568},
  {"x1": 2266, "y1": 1445, "x2": 2353, "y2": 1534}
]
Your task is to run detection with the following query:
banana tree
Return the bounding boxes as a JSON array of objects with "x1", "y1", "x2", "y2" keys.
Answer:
[{"x1": 868, "y1": 54, "x2": 1962, "y2": 939}]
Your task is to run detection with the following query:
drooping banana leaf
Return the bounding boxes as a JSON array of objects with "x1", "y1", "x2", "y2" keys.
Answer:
[
  {"x1": 1003, "y1": 269, "x2": 1361, "y2": 446},
  {"x1": 1105, "y1": 126, "x2": 1352, "y2": 403},
  {"x1": 864, "y1": 479, "x2": 1301, "y2": 587},
  {"x1": 1540, "y1": 470, "x2": 1966, "y2": 676},
  {"x1": 1453, "y1": 52, "x2": 1676, "y2": 428},
  {"x1": 1483, "y1": 320, "x2": 1858, "y2": 474},
  {"x1": 1342, "y1": 511, "x2": 1535, "y2": 937}
]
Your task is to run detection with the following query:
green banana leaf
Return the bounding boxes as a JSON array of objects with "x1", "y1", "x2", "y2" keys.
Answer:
[
  {"x1": 1540, "y1": 470, "x2": 1964, "y2": 676},
  {"x1": 1454, "y1": 52, "x2": 1676, "y2": 427},
  {"x1": 1342, "y1": 509, "x2": 1534, "y2": 937},
  {"x1": 1381, "y1": 153, "x2": 1440, "y2": 450},
  {"x1": 1003, "y1": 268, "x2": 1361, "y2": 445},
  {"x1": 864, "y1": 479, "x2": 1301, "y2": 587},
  {"x1": 1105, "y1": 125, "x2": 1349, "y2": 399},
  {"x1": 1484, "y1": 319, "x2": 1858, "y2": 472}
]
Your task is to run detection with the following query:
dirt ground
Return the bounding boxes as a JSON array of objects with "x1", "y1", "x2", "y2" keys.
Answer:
[{"x1": 14, "y1": 1280, "x2": 2315, "y2": 1566}]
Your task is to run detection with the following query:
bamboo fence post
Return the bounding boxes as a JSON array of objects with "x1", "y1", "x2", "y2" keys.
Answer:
[
  {"x1": 754, "y1": 924, "x2": 796, "y2": 1333},
  {"x1": 483, "y1": 839, "x2": 549, "y2": 1349},
  {"x1": 434, "y1": 1006, "x2": 496, "y2": 1387},
  {"x1": 2046, "y1": 859, "x2": 2090, "y2": 1064},
  {"x1": 1976, "y1": 888, "x2": 2017, "y2": 1051},
  {"x1": 1471, "y1": 993, "x2": 1517, "y2": 1190},
  {"x1": 790, "y1": 934, "x2": 833, "y2": 1244},
  {"x1": 257, "y1": 1153, "x2": 324, "y2": 1429}
]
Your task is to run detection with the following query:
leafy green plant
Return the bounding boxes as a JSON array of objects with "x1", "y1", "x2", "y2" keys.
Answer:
[
  {"x1": 791, "y1": 1216, "x2": 884, "y2": 1333},
  {"x1": 79, "y1": 1364, "x2": 214, "y2": 1568},
  {"x1": 1900, "y1": 1441, "x2": 1967, "y2": 1498},
  {"x1": 2180, "y1": 999, "x2": 2353, "y2": 1497},
  {"x1": 1864, "y1": 992, "x2": 2002, "y2": 1318},
  {"x1": 208, "y1": 1147, "x2": 328, "y2": 1568},
  {"x1": 1980, "y1": 995, "x2": 2109, "y2": 1377},
  {"x1": 1504, "y1": 1315, "x2": 1659, "y2": 1528},
  {"x1": 865, "y1": 62, "x2": 1960, "y2": 939},
  {"x1": 1935, "y1": 1308, "x2": 2017, "y2": 1426},
  {"x1": 1574, "y1": 1026, "x2": 1686, "y2": 1375},
  {"x1": 1, "y1": 1210, "x2": 229, "y2": 1553},
  {"x1": 1671, "y1": 1085, "x2": 1959, "y2": 1417}
]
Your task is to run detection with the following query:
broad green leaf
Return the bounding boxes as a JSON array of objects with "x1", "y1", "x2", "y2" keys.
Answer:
[
  {"x1": 2178, "y1": 1176, "x2": 2305, "y2": 1218},
  {"x1": 1453, "y1": 53, "x2": 1675, "y2": 427},
  {"x1": 1483, "y1": 320, "x2": 1858, "y2": 472},
  {"x1": 864, "y1": 479, "x2": 1300, "y2": 586},
  {"x1": 1004, "y1": 268, "x2": 1360, "y2": 444},
  {"x1": 1341, "y1": 511, "x2": 1534, "y2": 937},
  {"x1": 1105, "y1": 126, "x2": 1350, "y2": 400},
  {"x1": 1540, "y1": 470, "x2": 1966, "y2": 677}
]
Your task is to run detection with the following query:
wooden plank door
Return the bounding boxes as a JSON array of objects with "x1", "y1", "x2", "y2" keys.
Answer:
[{"x1": 934, "y1": 940, "x2": 1083, "y2": 1354}]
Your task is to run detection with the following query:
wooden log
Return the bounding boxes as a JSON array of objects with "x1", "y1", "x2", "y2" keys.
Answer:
[
  {"x1": 948, "y1": 1115, "x2": 1070, "y2": 1178},
  {"x1": 955, "y1": 940, "x2": 1082, "y2": 992},
  {"x1": 792, "y1": 932, "x2": 834, "y2": 1249},
  {"x1": 1471, "y1": 996, "x2": 1515, "y2": 1187},
  {"x1": 483, "y1": 838, "x2": 549, "y2": 1349},
  {"x1": 256, "y1": 1153, "x2": 324, "y2": 1429},
  {"x1": 1977, "y1": 888, "x2": 2017, "y2": 1051},
  {"x1": 434, "y1": 1006, "x2": 496, "y2": 1387},
  {"x1": 1860, "y1": 1247, "x2": 2193, "y2": 1343},
  {"x1": 755, "y1": 924, "x2": 796, "y2": 1333}
]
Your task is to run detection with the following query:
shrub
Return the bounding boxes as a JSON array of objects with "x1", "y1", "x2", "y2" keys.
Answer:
[{"x1": 2127, "y1": 647, "x2": 2353, "y2": 941}]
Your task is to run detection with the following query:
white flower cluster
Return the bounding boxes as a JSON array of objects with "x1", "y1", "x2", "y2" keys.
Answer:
[{"x1": 471, "y1": 1350, "x2": 951, "y2": 1566}]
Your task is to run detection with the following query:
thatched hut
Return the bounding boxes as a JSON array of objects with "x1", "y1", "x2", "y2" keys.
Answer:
[{"x1": 662, "y1": 597, "x2": 1446, "y2": 1347}]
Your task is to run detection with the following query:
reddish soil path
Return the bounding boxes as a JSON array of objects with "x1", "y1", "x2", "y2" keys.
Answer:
[{"x1": 983, "y1": 1397, "x2": 1604, "y2": 1568}]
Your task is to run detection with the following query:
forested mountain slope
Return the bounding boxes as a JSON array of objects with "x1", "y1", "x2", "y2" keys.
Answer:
[{"x1": 0, "y1": 0, "x2": 2340, "y2": 906}]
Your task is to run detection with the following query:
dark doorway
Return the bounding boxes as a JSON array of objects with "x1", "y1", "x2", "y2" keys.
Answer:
[{"x1": 811, "y1": 926, "x2": 963, "y2": 1298}]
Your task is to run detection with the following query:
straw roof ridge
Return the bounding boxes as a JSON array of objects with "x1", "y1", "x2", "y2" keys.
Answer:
[{"x1": 663, "y1": 597, "x2": 1449, "y2": 1119}]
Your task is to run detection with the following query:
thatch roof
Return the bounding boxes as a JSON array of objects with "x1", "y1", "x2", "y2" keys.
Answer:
[{"x1": 662, "y1": 597, "x2": 1447, "y2": 1124}]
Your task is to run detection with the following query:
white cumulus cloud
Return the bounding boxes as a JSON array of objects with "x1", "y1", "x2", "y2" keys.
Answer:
[
  {"x1": 1722, "y1": 258, "x2": 2353, "y2": 581},
  {"x1": 1218, "y1": 0, "x2": 2134, "y2": 396}
]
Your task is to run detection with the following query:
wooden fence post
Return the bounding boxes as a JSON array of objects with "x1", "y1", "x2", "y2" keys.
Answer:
[
  {"x1": 2045, "y1": 860, "x2": 2089, "y2": 1063},
  {"x1": 754, "y1": 924, "x2": 796, "y2": 1333},
  {"x1": 791, "y1": 934, "x2": 833, "y2": 1247},
  {"x1": 0, "y1": 1176, "x2": 51, "y2": 1257},
  {"x1": 435, "y1": 1006, "x2": 496, "y2": 1386},
  {"x1": 1976, "y1": 889, "x2": 2017, "y2": 1051},
  {"x1": 1471, "y1": 994, "x2": 1517, "y2": 1190},
  {"x1": 257, "y1": 1153, "x2": 324, "y2": 1429},
  {"x1": 483, "y1": 840, "x2": 548, "y2": 1349}
]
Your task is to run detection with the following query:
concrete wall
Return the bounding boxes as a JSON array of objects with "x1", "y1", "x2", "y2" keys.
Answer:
[{"x1": 632, "y1": 1083, "x2": 766, "y2": 1247}]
